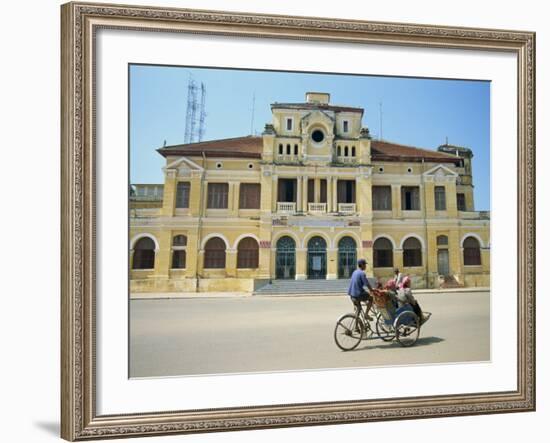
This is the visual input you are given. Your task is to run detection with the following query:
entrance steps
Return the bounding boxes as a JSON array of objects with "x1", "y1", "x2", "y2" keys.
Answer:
[
  {"x1": 439, "y1": 275, "x2": 464, "y2": 289},
  {"x1": 253, "y1": 279, "x2": 349, "y2": 296}
]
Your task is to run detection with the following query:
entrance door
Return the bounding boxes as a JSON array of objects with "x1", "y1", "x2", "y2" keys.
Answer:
[
  {"x1": 338, "y1": 236, "x2": 357, "y2": 278},
  {"x1": 437, "y1": 249, "x2": 450, "y2": 276},
  {"x1": 275, "y1": 236, "x2": 296, "y2": 279},
  {"x1": 307, "y1": 236, "x2": 327, "y2": 279}
]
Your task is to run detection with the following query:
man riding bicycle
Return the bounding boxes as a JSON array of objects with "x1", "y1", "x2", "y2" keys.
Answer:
[{"x1": 347, "y1": 258, "x2": 374, "y2": 321}]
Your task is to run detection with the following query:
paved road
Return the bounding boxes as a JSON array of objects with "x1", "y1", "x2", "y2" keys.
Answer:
[{"x1": 129, "y1": 291, "x2": 490, "y2": 377}]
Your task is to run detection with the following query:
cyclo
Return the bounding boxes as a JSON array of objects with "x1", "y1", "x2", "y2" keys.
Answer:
[{"x1": 333, "y1": 280, "x2": 430, "y2": 351}]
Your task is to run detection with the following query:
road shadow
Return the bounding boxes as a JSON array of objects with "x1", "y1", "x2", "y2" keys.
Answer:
[
  {"x1": 350, "y1": 335, "x2": 445, "y2": 351},
  {"x1": 33, "y1": 421, "x2": 59, "y2": 436}
]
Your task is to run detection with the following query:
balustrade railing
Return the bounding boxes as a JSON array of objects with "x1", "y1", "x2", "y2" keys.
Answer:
[
  {"x1": 308, "y1": 202, "x2": 327, "y2": 213},
  {"x1": 277, "y1": 202, "x2": 297, "y2": 213},
  {"x1": 338, "y1": 203, "x2": 356, "y2": 214}
]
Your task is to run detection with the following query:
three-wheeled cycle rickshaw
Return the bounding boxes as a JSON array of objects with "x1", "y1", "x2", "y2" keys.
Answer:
[{"x1": 334, "y1": 288, "x2": 431, "y2": 351}]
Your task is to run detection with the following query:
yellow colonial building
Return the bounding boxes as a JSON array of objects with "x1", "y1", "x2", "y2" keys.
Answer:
[{"x1": 130, "y1": 92, "x2": 490, "y2": 293}]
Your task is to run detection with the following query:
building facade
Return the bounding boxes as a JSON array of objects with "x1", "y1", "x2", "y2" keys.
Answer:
[{"x1": 130, "y1": 92, "x2": 490, "y2": 293}]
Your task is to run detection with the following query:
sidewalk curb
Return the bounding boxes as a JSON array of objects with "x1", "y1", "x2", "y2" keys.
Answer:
[
  {"x1": 131, "y1": 292, "x2": 251, "y2": 300},
  {"x1": 131, "y1": 287, "x2": 490, "y2": 300}
]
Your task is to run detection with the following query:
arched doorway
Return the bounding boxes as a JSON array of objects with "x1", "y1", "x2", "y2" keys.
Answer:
[
  {"x1": 463, "y1": 236, "x2": 481, "y2": 266},
  {"x1": 437, "y1": 235, "x2": 449, "y2": 276},
  {"x1": 275, "y1": 236, "x2": 296, "y2": 279},
  {"x1": 132, "y1": 237, "x2": 156, "y2": 270},
  {"x1": 338, "y1": 236, "x2": 357, "y2": 278},
  {"x1": 307, "y1": 236, "x2": 327, "y2": 279}
]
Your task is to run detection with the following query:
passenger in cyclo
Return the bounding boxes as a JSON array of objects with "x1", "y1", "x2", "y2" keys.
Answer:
[
  {"x1": 396, "y1": 275, "x2": 425, "y2": 322},
  {"x1": 347, "y1": 258, "x2": 374, "y2": 321},
  {"x1": 372, "y1": 277, "x2": 425, "y2": 324}
]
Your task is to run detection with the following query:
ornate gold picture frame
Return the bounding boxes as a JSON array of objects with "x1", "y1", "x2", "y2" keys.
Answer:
[{"x1": 61, "y1": 1, "x2": 535, "y2": 440}]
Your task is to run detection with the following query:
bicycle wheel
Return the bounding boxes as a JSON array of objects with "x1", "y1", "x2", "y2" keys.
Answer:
[
  {"x1": 375, "y1": 313, "x2": 395, "y2": 342},
  {"x1": 334, "y1": 314, "x2": 364, "y2": 351},
  {"x1": 394, "y1": 311, "x2": 420, "y2": 347}
]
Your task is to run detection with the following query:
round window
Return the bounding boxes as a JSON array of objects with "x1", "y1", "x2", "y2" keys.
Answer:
[{"x1": 311, "y1": 129, "x2": 325, "y2": 143}]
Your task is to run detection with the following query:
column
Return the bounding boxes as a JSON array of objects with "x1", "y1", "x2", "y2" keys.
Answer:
[
  {"x1": 161, "y1": 169, "x2": 177, "y2": 217},
  {"x1": 296, "y1": 176, "x2": 302, "y2": 212},
  {"x1": 154, "y1": 230, "x2": 172, "y2": 280},
  {"x1": 355, "y1": 176, "x2": 365, "y2": 214},
  {"x1": 332, "y1": 178, "x2": 338, "y2": 212},
  {"x1": 258, "y1": 244, "x2": 272, "y2": 279},
  {"x1": 189, "y1": 171, "x2": 204, "y2": 217},
  {"x1": 196, "y1": 249, "x2": 205, "y2": 281},
  {"x1": 424, "y1": 181, "x2": 436, "y2": 218},
  {"x1": 228, "y1": 181, "x2": 238, "y2": 216},
  {"x1": 426, "y1": 230, "x2": 438, "y2": 288},
  {"x1": 302, "y1": 176, "x2": 308, "y2": 213},
  {"x1": 314, "y1": 178, "x2": 321, "y2": 203},
  {"x1": 232, "y1": 182, "x2": 240, "y2": 215},
  {"x1": 186, "y1": 232, "x2": 199, "y2": 279},
  {"x1": 393, "y1": 248, "x2": 404, "y2": 272},
  {"x1": 296, "y1": 248, "x2": 307, "y2": 280},
  {"x1": 327, "y1": 176, "x2": 333, "y2": 212},
  {"x1": 226, "y1": 249, "x2": 237, "y2": 278},
  {"x1": 260, "y1": 166, "x2": 273, "y2": 215},
  {"x1": 362, "y1": 172, "x2": 373, "y2": 216},
  {"x1": 391, "y1": 184, "x2": 401, "y2": 218},
  {"x1": 445, "y1": 180, "x2": 458, "y2": 218},
  {"x1": 271, "y1": 175, "x2": 278, "y2": 212},
  {"x1": 327, "y1": 247, "x2": 338, "y2": 280}
]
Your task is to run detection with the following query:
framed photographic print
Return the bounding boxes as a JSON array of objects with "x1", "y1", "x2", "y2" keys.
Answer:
[{"x1": 61, "y1": 1, "x2": 536, "y2": 440}]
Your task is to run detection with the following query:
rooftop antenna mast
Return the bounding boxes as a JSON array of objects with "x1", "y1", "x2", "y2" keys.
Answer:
[
  {"x1": 198, "y1": 82, "x2": 207, "y2": 142},
  {"x1": 184, "y1": 76, "x2": 198, "y2": 144},
  {"x1": 379, "y1": 101, "x2": 383, "y2": 140},
  {"x1": 184, "y1": 77, "x2": 207, "y2": 143},
  {"x1": 250, "y1": 92, "x2": 256, "y2": 135}
]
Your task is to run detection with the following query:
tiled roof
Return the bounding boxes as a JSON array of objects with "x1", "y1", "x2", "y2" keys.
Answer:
[
  {"x1": 158, "y1": 136, "x2": 461, "y2": 165},
  {"x1": 157, "y1": 136, "x2": 263, "y2": 158},
  {"x1": 371, "y1": 140, "x2": 461, "y2": 164}
]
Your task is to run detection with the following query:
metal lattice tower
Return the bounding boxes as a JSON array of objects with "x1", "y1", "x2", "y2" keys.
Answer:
[
  {"x1": 198, "y1": 82, "x2": 207, "y2": 142},
  {"x1": 184, "y1": 78, "x2": 207, "y2": 144}
]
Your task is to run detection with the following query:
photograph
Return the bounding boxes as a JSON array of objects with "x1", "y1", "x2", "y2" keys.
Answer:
[{"x1": 128, "y1": 65, "x2": 491, "y2": 378}]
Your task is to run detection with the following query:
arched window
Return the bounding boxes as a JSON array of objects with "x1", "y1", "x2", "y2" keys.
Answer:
[
  {"x1": 172, "y1": 235, "x2": 187, "y2": 269},
  {"x1": 286, "y1": 144, "x2": 291, "y2": 155},
  {"x1": 437, "y1": 235, "x2": 448, "y2": 246},
  {"x1": 204, "y1": 237, "x2": 226, "y2": 269},
  {"x1": 344, "y1": 146, "x2": 349, "y2": 156},
  {"x1": 373, "y1": 237, "x2": 393, "y2": 268},
  {"x1": 337, "y1": 145, "x2": 342, "y2": 156},
  {"x1": 351, "y1": 146, "x2": 356, "y2": 157},
  {"x1": 278, "y1": 144, "x2": 283, "y2": 155},
  {"x1": 463, "y1": 236, "x2": 481, "y2": 265},
  {"x1": 237, "y1": 237, "x2": 259, "y2": 268},
  {"x1": 294, "y1": 144, "x2": 298, "y2": 155},
  {"x1": 132, "y1": 237, "x2": 155, "y2": 270},
  {"x1": 403, "y1": 237, "x2": 422, "y2": 267}
]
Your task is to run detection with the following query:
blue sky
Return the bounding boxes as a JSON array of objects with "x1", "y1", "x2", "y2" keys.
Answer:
[{"x1": 130, "y1": 64, "x2": 490, "y2": 210}]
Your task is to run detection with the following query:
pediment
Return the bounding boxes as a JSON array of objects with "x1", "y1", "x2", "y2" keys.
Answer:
[
  {"x1": 164, "y1": 156, "x2": 204, "y2": 178},
  {"x1": 301, "y1": 110, "x2": 334, "y2": 128},
  {"x1": 422, "y1": 164, "x2": 458, "y2": 182}
]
